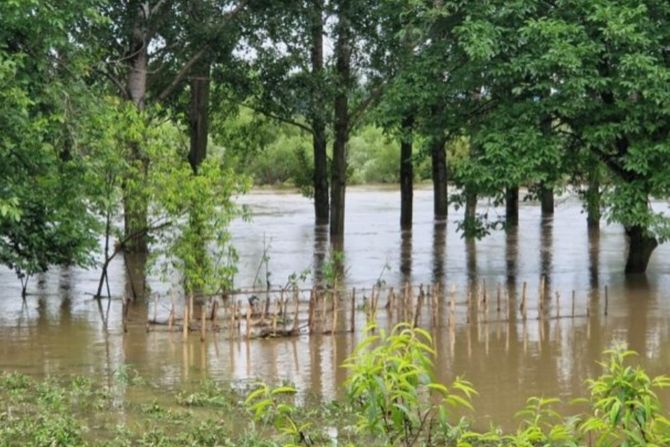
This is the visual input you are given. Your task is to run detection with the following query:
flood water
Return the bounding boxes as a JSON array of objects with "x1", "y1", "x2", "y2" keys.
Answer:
[{"x1": 1, "y1": 186, "x2": 670, "y2": 429}]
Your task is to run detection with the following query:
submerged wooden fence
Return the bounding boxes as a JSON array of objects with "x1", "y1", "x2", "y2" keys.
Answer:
[{"x1": 141, "y1": 277, "x2": 608, "y2": 342}]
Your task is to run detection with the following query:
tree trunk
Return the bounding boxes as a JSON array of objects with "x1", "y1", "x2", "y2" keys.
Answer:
[
  {"x1": 329, "y1": 0, "x2": 351, "y2": 239},
  {"x1": 310, "y1": 0, "x2": 328, "y2": 225},
  {"x1": 625, "y1": 226, "x2": 657, "y2": 274},
  {"x1": 505, "y1": 185, "x2": 519, "y2": 227},
  {"x1": 539, "y1": 183, "x2": 554, "y2": 216},
  {"x1": 464, "y1": 186, "x2": 477, "y2": 238},
  {"x1": 400, "y1": 114, "x2": 414, "y2": 229},
  {"x1": 188, "y1": 61, "x2": 210, "y2": 173},
  {"x1": 586, "y1": 168, "x2": 601, "y2": 229},
  {"x1": 123, "y1": 3, "x2": 150, "y2": 253},
  {"x1": 431, "y1": 136, "x2": 448, "y2": 221}
]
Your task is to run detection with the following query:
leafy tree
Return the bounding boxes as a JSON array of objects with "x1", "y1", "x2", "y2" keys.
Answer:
[
  {"x1": 422, "y1": 0, "x2": 670, "y2": 272},
  {"x1": 0, "y1": 0, "x2": 104, "y2": 296}
]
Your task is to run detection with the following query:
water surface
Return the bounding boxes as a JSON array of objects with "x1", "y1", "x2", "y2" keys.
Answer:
[{"x1": 1, "y1": 187, "x2": 670, "y2": 429}]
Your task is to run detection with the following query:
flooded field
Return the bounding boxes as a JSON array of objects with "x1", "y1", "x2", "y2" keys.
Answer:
[{"x1": 1, "y1": 187, "x2": 670, "y2": 429}]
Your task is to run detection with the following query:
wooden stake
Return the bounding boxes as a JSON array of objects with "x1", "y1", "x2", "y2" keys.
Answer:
[
  {"x1": 153, "y1": 293, "x2": 158, "y2": 323},
  {"x1": 331, "y1": 290, "x2": 338, "y2": 333},
  {"x1": 229, "y1": 302, "x2": 235, "y2": 339},
  {"x1": 246, "y1": 304, "x2": 252, "y2": 339},
  {"x1": 604, "y1": 285, "x2": 609, "y2": 316},
  {"x1": 122, "y1": 298, "x2": 129, "y2": 333},
  {"x1": 520, "y1": 281, "x2": 527, "y2": 320},
  {"x1": 555, "y1": 291, "x2": 560, "y2": 319},
  {"x1": 319, "y1": 290, "x2": 327, "y2": 332},
  {"x1": 413, "y1": 287, "x2": 423, "y2": 328},
  {"x1": 308, "y1": 288, "x2": 315, "y2": 334},
  {"x1": 350, "y1": 288, "x2": 356, "y2": 333},
  {"x1": 496, "y1": 283, "x2": 501, "y2": 312},
  {"x1": 200, "y1": 305, "x2": 207, "y2": 342},
  {"x1": 168, "y1": 303, "x2": 175, "y2": 331},
  {"x1": 182, "y1": 301, "x2": 189, "y2": 339},
  {"x1": 571, "y1": 290, "x2": 575, "y2": 318},
  {"x1": 292, "y1": 292, "x2": 300, "y2": 333},
  {"x1": 211, "y1": 299, "x2": 218, "y2": 329},
  {"x1": 189, "y1": 294, "x2": 194, "y2": 324}
]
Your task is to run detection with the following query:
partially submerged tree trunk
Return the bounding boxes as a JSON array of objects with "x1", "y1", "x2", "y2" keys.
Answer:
[
  {"x1": 400, "y1": 114, "x2": 414, "y2": 229},
  {"x1": 586, "y1": 168, "x2": 601, "y2": 229},
  {"x1": 464, "y1": 186, "x2": 477, "y2": 238},
  {"x1": 329, "y1": 1, "x2": 351, "y2": 239},
  {"x1": 625, "y1": 225, "x2": 657, "y2": 274},
  {"x1": 313, "y1": 123, "x2": 329, "y2": 225},
  {"x1": 539, "y1": 183, "x2": 554, "y2": 216},
  {"x1": 505, "y1": 185, "x2": 519, "y2": 227},
  {"x1": 188, "y1": 60, "x2": 210, "y2": 173},
  {"x1": 310, "y1": 0, "x2": 328, "y2": 225},
  {"x1": 431, "y1": 135, "x2": 448, "y2": 221}
]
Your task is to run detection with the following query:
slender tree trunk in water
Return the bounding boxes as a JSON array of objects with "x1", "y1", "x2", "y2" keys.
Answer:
[
  {"x1": 625, "y1": 225, "x2": 657, "y2": 273},
  {"x1": 123, "y1": 3, "x2": 149, "y2": 253},
  {"x1": 330, "y1": 0, "x2": 351, "y2": 239},
  {"x1": 586, "y1": 168, "x2": 601, "y2": 229},
  {"x1": 310, "y1": 0, "x2": 328, "y2": 225},
  {"x1": 431, "y1": 136, "x2": 448, "y2": 221},
  {"x1": 400, "y1": 114, "x2": 414, "y2": 229},
  {"x1": 464, "y1": 186, "x2": 478, "y2": 238},
  {"x1": 505, "y1": 186, "x2": 519, "y2": 227},
  {"x1": 188, "y1": 61, "x2": 210, "y2": 173},
  {"x1": 539, "y1": 183, "x2": 554, "y2": 216}
]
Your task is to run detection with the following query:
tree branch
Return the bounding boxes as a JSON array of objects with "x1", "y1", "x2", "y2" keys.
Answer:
[
  {"x1": 348, "y1": 82, "x2": 386, "y2": 132},
  {"x1": 154, "y1": 0, "x2": 250, "y2": 102},
  {"x1": 150, "y1": 0, "x2": 170, "y2": 17},
  {"x1": 155, "y1": 46, "x2": 208, "y2": 102},
  {"x1": 241, "y1": 103, "x2": 314, "y2": 134},
  {"x1": 94, "y1": 67, "x2": 127, "y2": 98}
]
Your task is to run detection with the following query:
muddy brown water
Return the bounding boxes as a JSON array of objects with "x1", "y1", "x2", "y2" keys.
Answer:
[{"x1": 1, "y1": 187, "x2": 670, "y2": 429}]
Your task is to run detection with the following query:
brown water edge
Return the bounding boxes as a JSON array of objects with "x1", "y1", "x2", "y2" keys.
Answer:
[{"x1": 1, "y1": 188, "x2": 670, "y2": 431}]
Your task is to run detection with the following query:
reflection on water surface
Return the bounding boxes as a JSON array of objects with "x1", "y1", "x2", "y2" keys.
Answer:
[{"x1": 1, "y1": 187, "x2": 670, "y2": 429}]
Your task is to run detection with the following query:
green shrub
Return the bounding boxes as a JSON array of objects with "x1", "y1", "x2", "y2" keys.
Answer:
[{"x1": 343, "y1": 323, "x2": 475, "y2": 447}]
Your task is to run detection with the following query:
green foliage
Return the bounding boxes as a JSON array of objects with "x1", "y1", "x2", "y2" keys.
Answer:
[
  {"x1": 245, "y1": 383, "x2": 311, "y2": 446},
  {"x1": 343, "y1": 323, "x2": 476, "y2": 446},
  {"x1": 177, "y1": 380, "x2": 235, "y2": 409},
  {"x1": 581, "y1": 346, "x2": 670, "y2": 446},
  {"x1": 348, "y1": 127, "x2": 400, "y2": 184},
  {"x1": 321, "y1": 250, "x2": 346, "y2": 288},
  {"x1": 0, "y1": 1, "x2": 105, "y2": 293}
]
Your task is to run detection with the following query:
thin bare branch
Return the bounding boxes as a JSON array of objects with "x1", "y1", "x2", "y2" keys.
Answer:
[{"x1": 242, "y1": 103, "x2": 314, "y2": 134}]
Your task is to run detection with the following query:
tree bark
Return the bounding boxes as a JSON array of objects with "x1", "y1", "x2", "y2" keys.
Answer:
[
  {"x1": 464, "y1": 186, "x2": 477, "y2": 238},
  {"x1": 624, "y1": 225, "x2": 657, "y2": 274},
  {"x1": 400, "y1": 114, "x2": 414, "y2": 229},
  {"x1": 310, "y1": 0, "x2": 329, "y2": 225},
  {"x1": 188, "y1": 61, "x2": 210, "y2": 173},
  {"x1": 586, "y1": 168, "x2": 601, "y2": 229},
  {"x1": 539, "y1": 183, "x2": 554, "y2": 216},
  {"x1": 505, "y1": 185, "x2": 519, "y2": 228},
  {"x1": 431, "y1": 135, "x2": 448, "y2": 221},
  {"x1": 329, "y1": 0, "x2": 351, "y2": 239}
]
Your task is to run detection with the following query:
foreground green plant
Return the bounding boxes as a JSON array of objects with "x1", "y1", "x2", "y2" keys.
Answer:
[
  {"x1": 580, "y1": 347, "x2": 670, "y2": 446},
  {"x1": 343, "y1": 323, "x2": 475, "y2": 447},
  {"x1": 245, "y1": 383, "x2": 310, "y2": 446}
]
